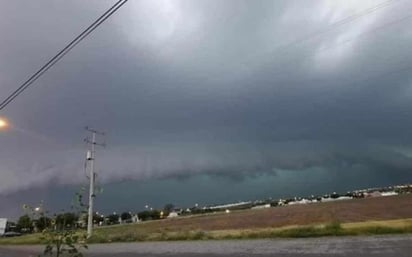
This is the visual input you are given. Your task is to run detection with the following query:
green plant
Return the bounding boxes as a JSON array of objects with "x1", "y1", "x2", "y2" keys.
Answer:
[
  {"x1": 192, "y1": 230, "x2": 207, "y2": 240},
  {"x1": 40, "y1": 228, "x2": 87, "y2": 257},
  {"x1": 22, "y1": 188, "x2": 89, "y2": 257}
]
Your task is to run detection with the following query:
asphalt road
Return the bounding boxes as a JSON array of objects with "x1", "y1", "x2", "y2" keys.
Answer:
[{"x1": 1, "y1": 235, "x2": 411, "y2": 257}]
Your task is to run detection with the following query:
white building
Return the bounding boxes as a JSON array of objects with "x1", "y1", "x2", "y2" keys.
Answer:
[
  {"x1": 288, "y1": 199, "x2": 313, "y2": 205},
  {"x1": 251, "y1": 204, "x2": 271, "y2": 209},
  {"x1": 209, "y1": 201, "x2": 251, "y2": 210},
  {"x1": 132, "y1": 214, "x2": 141, "y2": 223},
  {"x1": 167, "y1": 211, "x2": 179, "y2": 218},
  {"x1": 0, "y1": 218, "x2": 7, "y2": 236},
  {"x1": 321, "y1": 196, "x2": 353, "y2": 202},
  {"x1": 381, "y1": 191, "x2": 398, "y2": 197}
]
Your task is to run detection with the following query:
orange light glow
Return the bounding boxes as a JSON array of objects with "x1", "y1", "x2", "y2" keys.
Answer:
[{"x1": 0, "y1": 118, "x2": 7, "y2": 128}]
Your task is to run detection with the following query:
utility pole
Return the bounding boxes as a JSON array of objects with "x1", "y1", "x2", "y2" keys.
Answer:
[{"x1": 84, "y1": 127, "x2": 105, "y2": 238}]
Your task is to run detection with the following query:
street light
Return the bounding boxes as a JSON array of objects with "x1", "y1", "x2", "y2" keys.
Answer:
[{"x1": 0, "y1": 118, "x2": 8, "y2": 129}]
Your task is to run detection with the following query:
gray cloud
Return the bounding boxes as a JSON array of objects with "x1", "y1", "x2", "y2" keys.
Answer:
[{"x1": 1, "y1": 0, "x2": 412, "y2": 215}]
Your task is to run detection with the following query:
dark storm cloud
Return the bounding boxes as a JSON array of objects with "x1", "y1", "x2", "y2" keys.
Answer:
[{"x1": 1, "y1": 0, "x2": 412, "y2": 201}]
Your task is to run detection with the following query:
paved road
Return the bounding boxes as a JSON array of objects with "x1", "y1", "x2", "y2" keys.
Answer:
[{"x1": 1, "y1": 235, "x2": 411, "y2": 256}]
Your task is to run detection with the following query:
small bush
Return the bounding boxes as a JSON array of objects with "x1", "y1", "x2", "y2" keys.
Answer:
[
  {"x1": 192, "y1": 231, "x2": 207, "y2": 240},
  {"x1": 276, "y1": 226, "x2": 319, "y2": 238},
  {"x1": 324, "y1": 221, "x2": 343, "y2": 235}
]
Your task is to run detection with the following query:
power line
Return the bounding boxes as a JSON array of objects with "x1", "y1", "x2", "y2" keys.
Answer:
[
  {"x1": 272, "y1": 0, "x2": 401, "y2": 53},
  {"x1": 227, "y1": 0, "x2": 403, "y2": 81},
  {"x1": 0, "y1": 0, "x2": 401, "y2": 111},
  {"x1": 315, "y1": 12, "x2": 412, "y2": 54},
  {"x1": 236, "y1": 1, "x2": 410, "y2": 84},
  {"x1": 0, "y1": 0, "x2": 128, "y2": 111},
  {"x1": 266, "y1": 11, "x2": 412, "y2": 79}
]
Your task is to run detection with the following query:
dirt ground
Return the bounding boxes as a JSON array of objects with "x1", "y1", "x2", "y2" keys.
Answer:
[{"x1": 122, "y1": 194, "x2": 412, "y2": 232}]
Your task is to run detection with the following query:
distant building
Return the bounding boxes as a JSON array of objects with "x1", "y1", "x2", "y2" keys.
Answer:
[
  {"x1": 381, "y1": 191, "x2": 398, "y2": 197},
  {"x1": 167, "y1": 211, "x2": 179, "y2": 218},
  {"x1": 0, "y1": 218, "x2": 7, "y2": 236},
  {"x1": 288, "y1": 199, "x2": 312, "y2": 205},
  {"x1": 321, "y1": 196, "x2": 353, "y2": 202},
  {"x1": 209, "y1": 201, "x2": 252, "y2": 210},
  {"x1": 364, "y1": 191, "x2": 382, "y2": 198},
  {"x1": 251, "y1": 204, "x2": 271, "y2": 209},
  {"x1": 278, "y1": 199, "x2": 286, "y2": 206},
  {"x1": 132, "y1": 214, "x2": 140, "y2": 223}
]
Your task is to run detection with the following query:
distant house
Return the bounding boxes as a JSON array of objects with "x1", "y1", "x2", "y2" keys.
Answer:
[
  {"x1": 321, "y1": 196, "x2": 352, "y2": 202},
  {"x1": 0, "y1": 218, "x2": 7, "y2": 236},
  {"x1": 364, "y1": 191, "x2": 382, "y2": 198},
  {"x1": 278, "y1": 199, "x2": 286, "y2": 206},
  {"x1": 251, "y1": 204, "x2": 271, "y2": 209},
  {"x1": 381, "y1": 191, "x2": 398, "y2": 197},
  {"x1": 209, "y1": 201, "x2": 252, "y2": 210},
  {"x1": 288, "y1": 198, "x2": 313, "y2": 205},
  {"x1": 132, "y1": 214, "x2": 140, "y2": 223},
  {"x1": 167, "y1": 211, "x2": 179, "y2": 218}
]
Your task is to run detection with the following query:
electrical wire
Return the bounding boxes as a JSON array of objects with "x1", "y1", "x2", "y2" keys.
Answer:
[
  {"x1": 224, "y1": 0, "x2": 404, "y2": 81},
  {"x1": 0, "y1": 0, "x2": 401, "y2": 110},
  {"x1": 315, "y1": 12, "x2": 412, "y2": 53},
  {"x1": 0, "y1": 0, "x2": 128, "y2": 110},
  {"x1": 259, "y1": 11, "x2": 412, "y2": 80},
  {"x1": 272, "y1": 0, "x2": 401, "y2": 53}
]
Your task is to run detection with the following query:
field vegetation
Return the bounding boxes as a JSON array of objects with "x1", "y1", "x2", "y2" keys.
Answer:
[{"x1": 1, "y1": 194, "x2": 412, "y2": 244}]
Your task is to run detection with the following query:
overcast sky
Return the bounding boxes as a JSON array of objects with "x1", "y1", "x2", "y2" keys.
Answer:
[{"x1": 1, "y1": 0, "x2": 412, "y2": 218}]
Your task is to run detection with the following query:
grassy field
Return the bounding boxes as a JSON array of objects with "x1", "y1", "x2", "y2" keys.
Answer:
[{"x1": 1, "y1": 194, "x2": 412, "y2": 244}]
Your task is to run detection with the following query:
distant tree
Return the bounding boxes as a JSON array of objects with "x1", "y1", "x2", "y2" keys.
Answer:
[
  {"x1": 107, "y1": 214, "x2": 119, "y2": 225},
  {"x1": 137, "y1": 210, "x2": 161, "y2": 221},
  {"x1": 55, "y1": 212, "x2": 78, "y2": 229},
  {"x1": 270, "y1": 202, "x2": 278, "y2": 207},
  {"x1": 345, "y1": 192, "x2": 353, "y2": 197},
  {"x1": 80, "y1": 212, "x2": 104, "y2": 227},
  {"x1": 137, "y1": 211, "x2": 150, "y2": 221},
  {"x1": 17, "y1": 214, "x2": 33, "y2": 233},
  {"x1": 120, "y1": 212, "x2": 132, "y2": 221},
  {"x1": 152, "y1": 210, "x2": 161, "y2": 219},
  {"x1": 93, "y1": 213, "x2": 104, "y2": 225},
  {"x1": 35, "y1": 216, "x2": 51, "y2": 231},
  {"x1": 163, "y1": 204, "x2": 175, "y2": 215},
  {"x1": 331, "y1": 192, "x2": 340, "y2": 199}
]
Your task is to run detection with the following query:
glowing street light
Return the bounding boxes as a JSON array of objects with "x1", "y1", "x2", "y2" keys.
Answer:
[{"x1": 0, "y1": 118, "x2": 8, "y2": 129}]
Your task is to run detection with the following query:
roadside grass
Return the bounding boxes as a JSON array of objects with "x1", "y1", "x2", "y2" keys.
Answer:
[
  {"x1": 70, "y1": 218, "x2": 412, "y2": 242},
  {"x1": 0, "y1": 233, "x2": 42, "y2": 245},
  {"x1": 1, "y1": 218, "x2": 412, "y2": 245}
]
